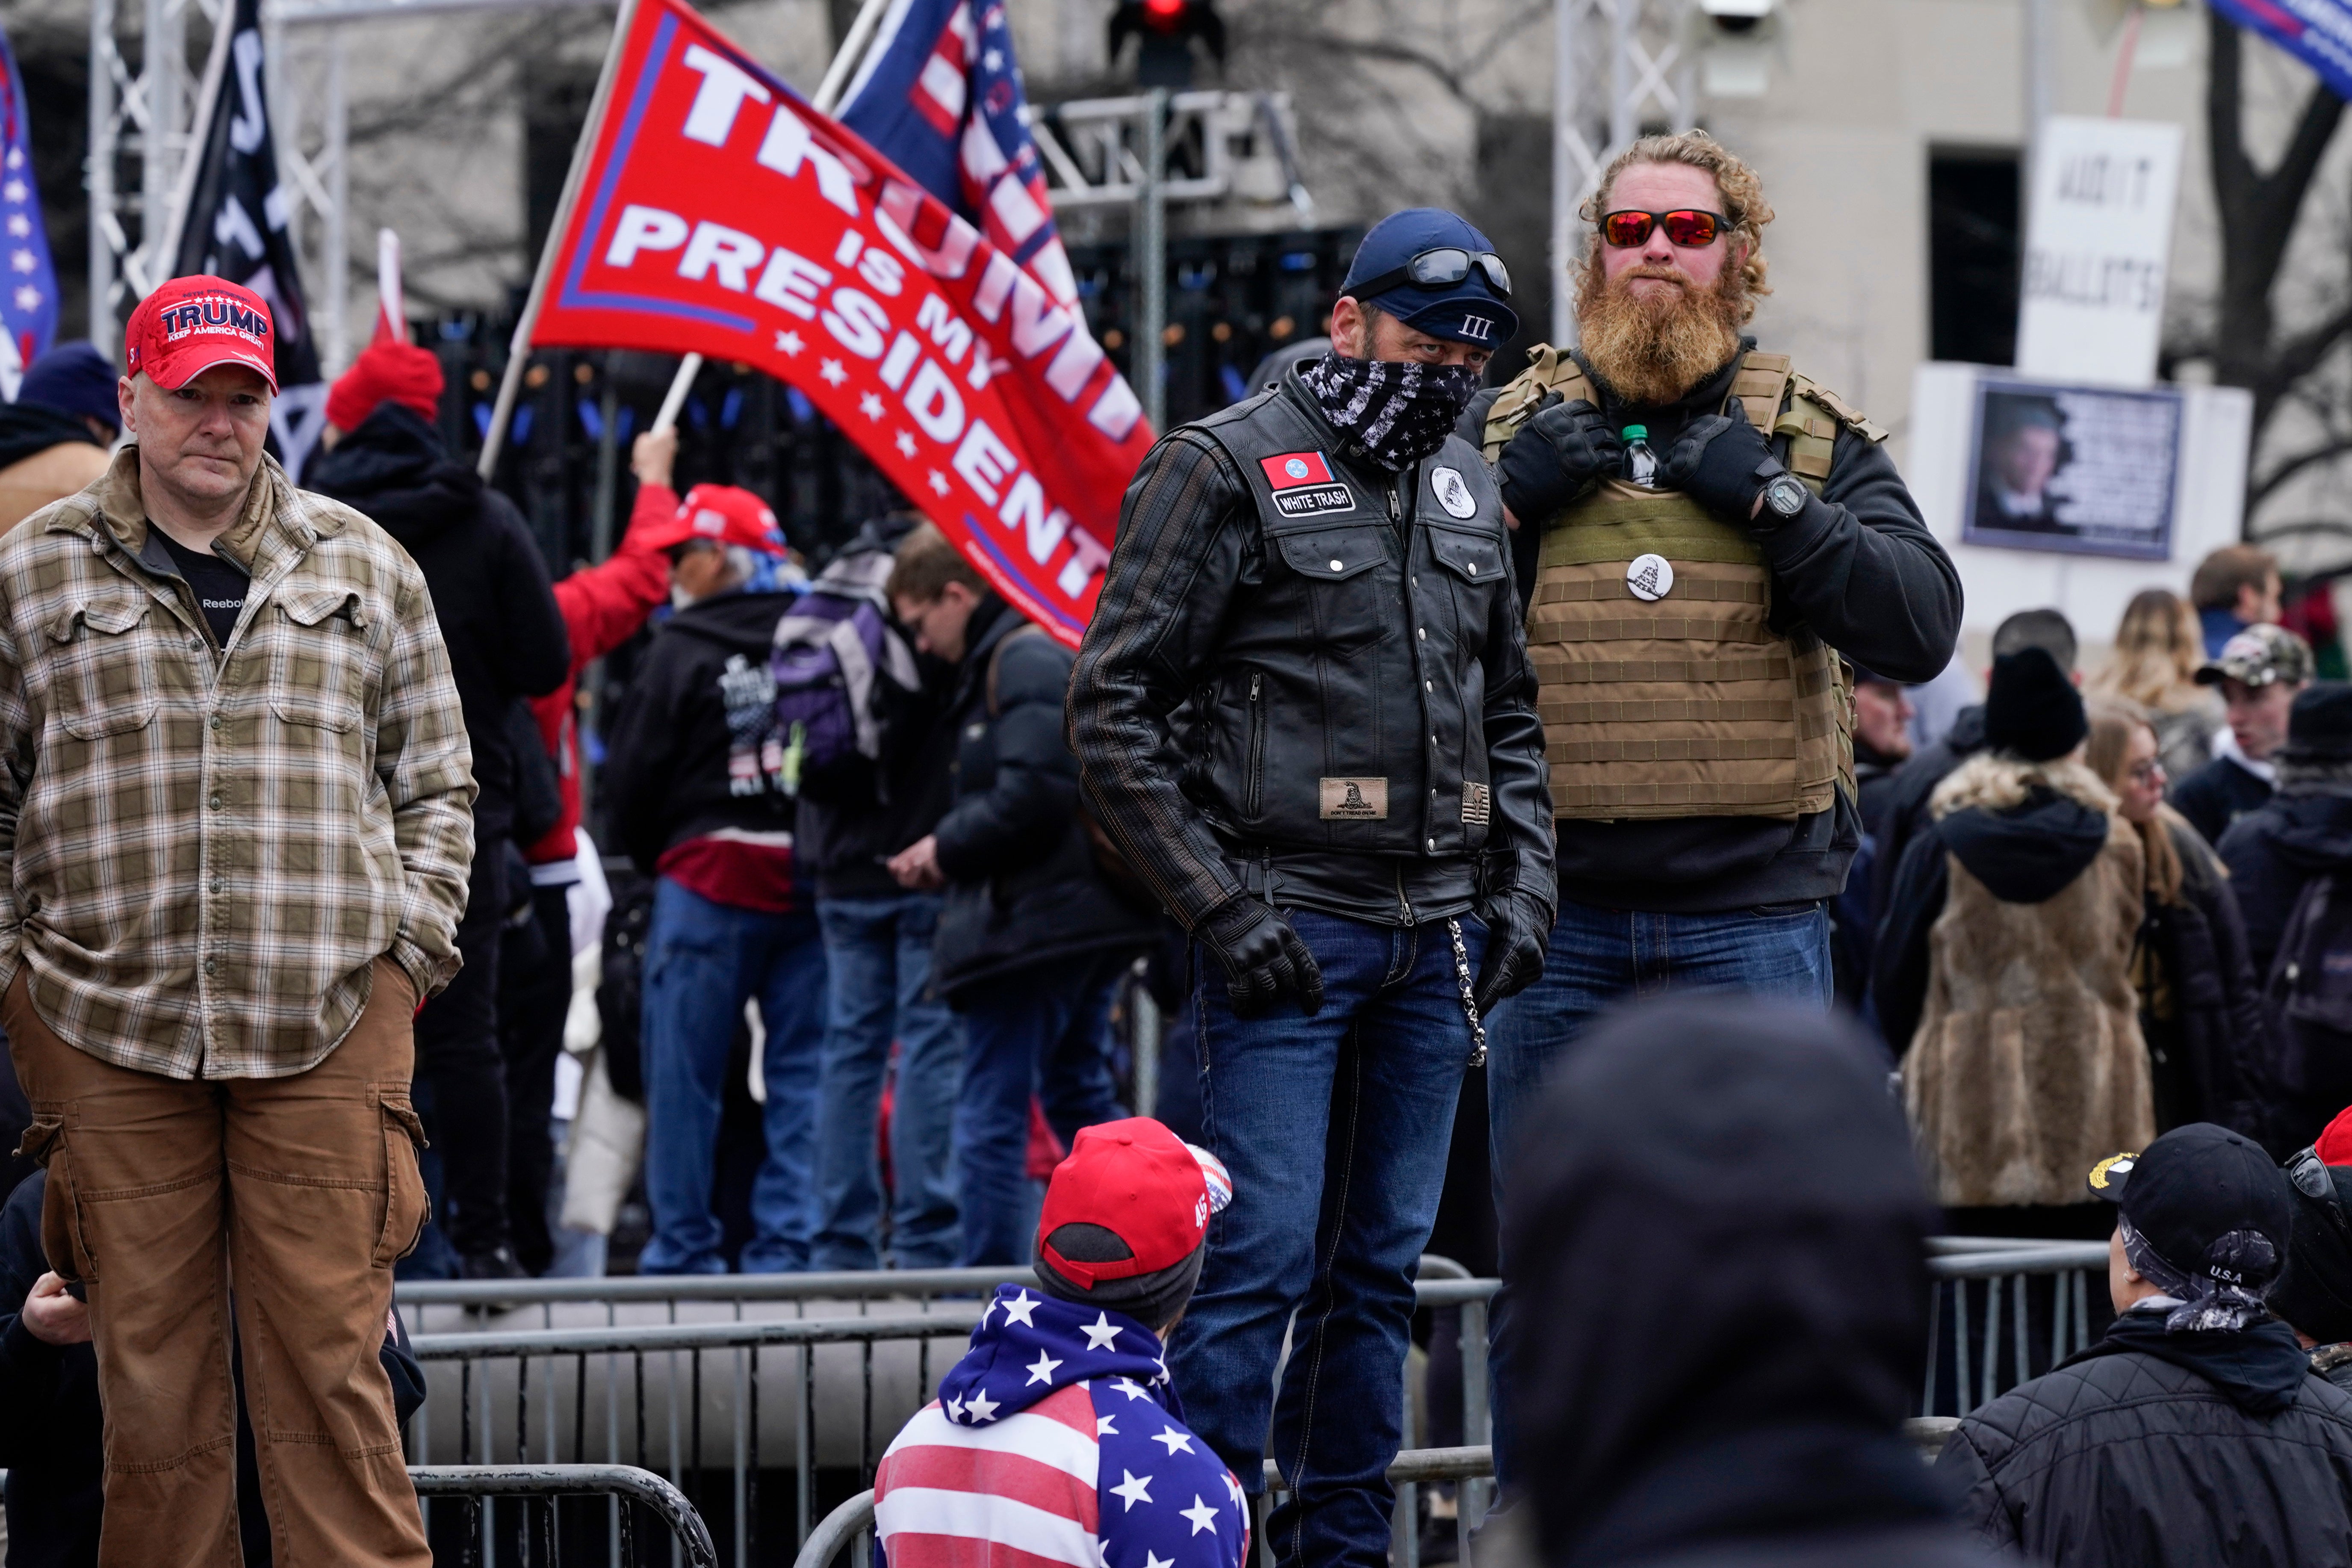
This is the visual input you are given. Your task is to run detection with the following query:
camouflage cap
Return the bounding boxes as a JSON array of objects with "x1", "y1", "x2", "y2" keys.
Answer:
[{"x1": 2196, "y1": 623, "x2": 2314, "y2": 690}]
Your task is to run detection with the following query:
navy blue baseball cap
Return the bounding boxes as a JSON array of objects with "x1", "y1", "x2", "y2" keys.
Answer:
[{"x1": 1340, "y1": 209, "x2": 1519, "y2": 349}]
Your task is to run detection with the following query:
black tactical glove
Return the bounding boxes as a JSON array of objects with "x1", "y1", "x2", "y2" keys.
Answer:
[
  {"x1": 1472, "y1": 889, "x2": 1551, "y2": 1015},
  {"x1": 1497, "y1": 396, "x2": 1624, "y2": 522},
  {"x1": 1200, "y1": 897, "x2": 1325, "y2": 1018},
  {"x1": 1660, "y1": 404, "x2": 1783, "y2": 523}
]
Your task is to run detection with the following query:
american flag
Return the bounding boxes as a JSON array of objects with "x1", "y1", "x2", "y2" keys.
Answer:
[
  {"x1": 874, "y1": 1286, "x2": 1248, "y2": 1568},
  {"x1": 837, "y1": 0, "x2": 1082, "y2": 313},
  {"x1": 0, "y1": 18, "x2": 56, "y2": 391}
]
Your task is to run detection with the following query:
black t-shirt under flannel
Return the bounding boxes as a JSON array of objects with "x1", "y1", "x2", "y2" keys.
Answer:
[{"x1": 158, "y1": 532, "x2": 249, "y2": 647}]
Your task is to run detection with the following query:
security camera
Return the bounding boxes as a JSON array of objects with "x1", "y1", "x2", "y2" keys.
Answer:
[{"x1": 1697, "y1": 0, "x2": 1776, "y2": 30}]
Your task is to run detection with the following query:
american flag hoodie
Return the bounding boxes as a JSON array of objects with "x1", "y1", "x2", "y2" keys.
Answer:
[{"x1": 874, "y1": 1284, "x2": 1248, "y2": 1568}]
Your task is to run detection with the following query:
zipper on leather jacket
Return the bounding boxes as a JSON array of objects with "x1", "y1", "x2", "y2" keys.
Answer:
[{"x1": 1245, "y1": 672, "x2": 1266, "y2": 816}]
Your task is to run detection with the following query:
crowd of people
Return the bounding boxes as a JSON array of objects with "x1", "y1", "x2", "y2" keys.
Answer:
[{"x1": 2, "y1": 120, "x2": 2352, "y2": 1568}]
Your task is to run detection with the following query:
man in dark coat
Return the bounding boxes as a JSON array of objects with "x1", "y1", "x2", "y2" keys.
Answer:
[
  {"x1": 2218, "y1": 683, "x2": 2352, "y2": 1149},
  {"x1": 2269, "y1": 1108, "x2": 2352, "y2": 1392},
  {"x1": 1500, "y1": 995, "x2": 1999, "y2": 1568},
  {"x1": 885, "y1": 526, "x2": 1158, "y2": 1267},
  {"x1": 307, "y1": 339, "x2": 571, "y2": 1279},
  {"x1": 599, "y1": 485, "x2": 825, "y2": 1275},
  {"x1": 2174, "y1": 623, "x2": 2311, "y2": 848},
  {"x1": 1942, "y1": 1123, "x2": 2352, "y2": 1566}
]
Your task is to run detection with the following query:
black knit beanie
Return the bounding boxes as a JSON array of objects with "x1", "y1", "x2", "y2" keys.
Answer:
[
  {"x1": 1983, "y1": 645, "x2": 2087, "y2": 762},
  {"x1": 2270, "y1": 1166, "x2": 2352, "y2": 1346},
  {"x1": 1034, "y1": 1222, "x2": 1207, "y2": 1330}
]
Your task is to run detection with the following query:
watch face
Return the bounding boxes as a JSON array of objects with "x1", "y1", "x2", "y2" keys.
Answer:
[{"x1": 1766, "y1": 477, "x2": 1806, "y2": 517}]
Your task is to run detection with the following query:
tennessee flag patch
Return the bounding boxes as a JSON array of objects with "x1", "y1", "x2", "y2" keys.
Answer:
[{"x1": 1260, "y1": 452, "x2": 1335, "y2": 490}]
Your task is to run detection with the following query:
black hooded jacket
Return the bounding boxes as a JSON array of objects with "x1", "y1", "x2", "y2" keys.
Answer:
[
  {"x1": 306, "y1": 403, "x2": 570, "y2": 839},
  {"x1": 601, "y1": 586, "x2": 800, "y2": 877},
  {"x1": 0, "y1": 402, "x2": 103, "y2": 473},
  {"x1": 2217, "y1": 788, "x2": 2352, "y2": 982},
  {"x1": 1871, "y1": 780, "x2": 2110, "y2": 1054},
  {"x1": 1871, "y1": 703, "x2": 1988, "y2": 918},
  {"x1": 1460, "y1": 347, "x2": 1961, "y2": 914},
  {"x1": 1942, "y1": 1305, "x2": 2352, "y2": 1565},
  {"x1": 1502, "y1": 997, "x2": 1997, "y2": 1568}
]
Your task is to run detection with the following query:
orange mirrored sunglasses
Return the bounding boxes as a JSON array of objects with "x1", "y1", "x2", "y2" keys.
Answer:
[{"x1": 1600, "y1": 209, "x2": 1724, "y2": 248}]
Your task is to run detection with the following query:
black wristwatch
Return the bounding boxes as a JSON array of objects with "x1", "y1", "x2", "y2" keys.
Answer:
[{"x1": 1762, "y1": 475, "x2": 1808, "y2": 519}]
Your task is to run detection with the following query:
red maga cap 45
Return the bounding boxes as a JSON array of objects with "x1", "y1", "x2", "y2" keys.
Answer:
[
  {"x1": 124, "y1": 276, "x2": 279, "y2": 393},
  {"x1": 1036, "y1": 1117, "x2": 1232, "y2": 1287}
]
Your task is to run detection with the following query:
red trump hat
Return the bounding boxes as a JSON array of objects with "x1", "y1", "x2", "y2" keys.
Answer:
[
  {"x1": 124, "y1": 276, "x2": 279, "y2": 393},
  {"x1": 638, "y1": 484, "x2": 786, "y2": 556},
  {"x1": 1037, "y1": 1118, "x2": 1229, "y2": 1287}
]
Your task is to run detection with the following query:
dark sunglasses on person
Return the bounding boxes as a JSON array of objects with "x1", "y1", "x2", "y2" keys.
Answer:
[
  {"x1": 1601, "y1": 209, "x2": 1726, "y2": 249},
  {"x1": 1350, "y1": 246, "x2": 1512, "y2": 301},
  {"x1": 2290, "y1": 1145, "x2": 2352, "y2": 1240}
]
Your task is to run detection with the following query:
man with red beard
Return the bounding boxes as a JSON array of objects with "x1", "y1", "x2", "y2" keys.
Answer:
[{"x1": 1464, "y1": 130, "x2": 1960, "y2": 1482}]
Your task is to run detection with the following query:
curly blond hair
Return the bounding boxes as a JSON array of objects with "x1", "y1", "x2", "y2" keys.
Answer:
[{"x1": 1578, "y1": 130, "x2": 1773, "y2": 317}]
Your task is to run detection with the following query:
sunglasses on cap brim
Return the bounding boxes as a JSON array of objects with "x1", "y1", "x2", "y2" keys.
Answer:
[
  {"x1": 1600, "y1": 209, "x2": 1727, "y2": 248},
  {"x1": 2291, "y1": 1146, "x2": 2352, "y2": 1242},
  {"x1": 1349, "y1": 246, "x2": 1512, "y2": 302}
]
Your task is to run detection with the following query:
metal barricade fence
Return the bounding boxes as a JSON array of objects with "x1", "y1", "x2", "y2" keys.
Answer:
[
  {"x1": 402, "y1": 1268, "x2": 1496, "y2": 1568},
  {"x1": 1922, "y1": 1240, "x2": 2112, "y2": 1417},
  {"x1": 409, "y1": 1463, "x2": 717, "y2": 1567}
]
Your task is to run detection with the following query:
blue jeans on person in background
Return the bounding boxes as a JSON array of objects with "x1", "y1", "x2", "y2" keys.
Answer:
[
  {"x1": 952, "y1": 953, "x2": 1126, "y2": 1266},
  {"x1": 809, "y1": 892, "x2": 964, "y2": 1270},
  {"x1": 1169, "y1": 909, "x2": 1486, "y2": 1568},
  {"x1": 638, "y1": 877, "x2": 830, "y2": 1275},
  {"x1": 1482, "y1": 895, "x2": 1832, "y2": 1487}
]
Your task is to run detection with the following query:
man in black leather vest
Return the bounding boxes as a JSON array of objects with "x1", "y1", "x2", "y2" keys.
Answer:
[{"x1": 1070, "y1": 209, "x2": 1553, "y2": 1568}]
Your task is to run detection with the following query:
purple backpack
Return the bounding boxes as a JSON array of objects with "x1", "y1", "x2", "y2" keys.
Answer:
[{"x1": 770, "y1": 544, "x2": 919, "y2": 796}]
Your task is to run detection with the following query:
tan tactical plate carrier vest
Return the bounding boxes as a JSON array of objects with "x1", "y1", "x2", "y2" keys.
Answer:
[{"x1": 1482, "y1": 347, "x2": 1886, "y2": 822}]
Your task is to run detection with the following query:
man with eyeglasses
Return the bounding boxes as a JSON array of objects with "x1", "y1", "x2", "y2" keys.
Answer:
[
  {"x1": 2271, "y1": 1107, "x2": 2352, "y2": 1390},
  {"x1": 1068, "y1": 209, "x2": 1553, "y2": 1568}
]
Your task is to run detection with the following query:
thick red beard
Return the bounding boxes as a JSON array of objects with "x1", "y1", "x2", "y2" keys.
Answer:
[{"x1": 1573, "y1": 260, "x2": 1747, "y2": 407}]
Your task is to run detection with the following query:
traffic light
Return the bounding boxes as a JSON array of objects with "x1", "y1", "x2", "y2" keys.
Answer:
[{"x1": 1108, "y1": 0, "x2": 1226, "y2": 88}]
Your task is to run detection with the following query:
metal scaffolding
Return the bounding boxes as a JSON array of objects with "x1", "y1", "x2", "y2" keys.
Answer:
[{"x1": 1551, "y1": 0, "x2": 1702, "y2": 344}]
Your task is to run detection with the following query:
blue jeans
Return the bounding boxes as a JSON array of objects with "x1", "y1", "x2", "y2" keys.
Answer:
[
  {"x1": 809, "y1": 892, "x2": 964, "y2": 1270},
  {"x1": 953, "y1": 954, "x2": 1125, "y2": 1266},
  {"x1": 638, "y1": 878, "x2": 829, "y2": 1275},
  {"x1": 1482, "y1": 895, "x2": 1831, "y2": 1486},
  {"x1": 1170, "y1": 910, "x2": 1485, "y2": 1568}
]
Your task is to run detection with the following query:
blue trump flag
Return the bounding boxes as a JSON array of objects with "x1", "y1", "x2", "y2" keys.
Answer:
[
  {"x1": 2212, "y1": 0, "x2": 2352, "y2": 103},
  {"x1": 835, "y1": 0, "x2": 1082, "y2": 309},
  {"x1": 0, "y1": 20, "x2": 59, "y2": 386}
]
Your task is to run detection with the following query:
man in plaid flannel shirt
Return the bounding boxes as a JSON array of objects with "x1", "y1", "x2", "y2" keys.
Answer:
[{"x1": 0, "y1": 275, "x2": 472, "y2": 1566}]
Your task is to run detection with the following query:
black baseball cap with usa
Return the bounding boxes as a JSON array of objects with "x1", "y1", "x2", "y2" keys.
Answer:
[{"x1": 1340, "y1": 208, "x2": 1520, "y2": 349}]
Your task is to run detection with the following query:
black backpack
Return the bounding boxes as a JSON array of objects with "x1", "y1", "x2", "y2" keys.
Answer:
[{"x1": 2261, "y1": 870, "x2": 2352, "y2": 1146}]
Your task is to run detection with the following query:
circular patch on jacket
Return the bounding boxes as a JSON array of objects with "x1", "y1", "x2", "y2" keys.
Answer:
[
  {"x1": 1626, "y1": 553, "x2": 1674, "y2": 602},
  {"x1": 1431, "y1": 466, "x2": 1478, "y2": 520},
  {"x1": 1284, "y1": 456, "x2": 1310, "y2": 480}
]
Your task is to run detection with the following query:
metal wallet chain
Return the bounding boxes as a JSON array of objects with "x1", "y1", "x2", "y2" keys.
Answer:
[{"x1": 1446, "y1": 916, "x2": 1487, "y2": 1067}]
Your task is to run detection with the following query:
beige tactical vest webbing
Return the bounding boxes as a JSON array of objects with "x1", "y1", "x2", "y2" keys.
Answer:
[{"x1": 1482, "y1": 348, "x2": 1887, "y2": 822}]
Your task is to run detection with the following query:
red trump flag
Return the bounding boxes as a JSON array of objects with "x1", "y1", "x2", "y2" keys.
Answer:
[{"x1": 529, "y1": 0, "x2": 1151, "y2": 644}]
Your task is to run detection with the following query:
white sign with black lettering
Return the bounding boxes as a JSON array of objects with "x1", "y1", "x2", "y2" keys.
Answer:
[{"x1": 2016, "y1": 116, "x2": 2183, "y2": 387}]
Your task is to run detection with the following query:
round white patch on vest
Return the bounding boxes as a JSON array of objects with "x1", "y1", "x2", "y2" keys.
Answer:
[
  {"x1": 1431, "y1": 466, "x2": 1478, "y2": 520},
  {"x1": 1626, "y1": 553, "x2": 1674, "y2": 602}
]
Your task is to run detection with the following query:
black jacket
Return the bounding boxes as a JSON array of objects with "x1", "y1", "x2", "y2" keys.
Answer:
[
  {"x1": 0, "y1": 402, "x2": 103, "y2": 472},
  {"x1": 1871, "y1": 779, "x2": 2112, "y2": 1054},
  {"x1": 306, "y1": 403, "x2": 570, "y2": 839},
  {"x1": 1872, "y1": 705, "x2": 1988, "y2": 919},
  {"x1": 1069, "y1": 369, "x2": 1553, "y2": 933},
  {"x1": 1503, "y1": 998, "x2": 1981, "y2": 1568},
  {"x1": 0, "y1": 1169, "x2": 428, "y2": 1568},
  {"x1": 932, "y1": 597, "x2": 1159, "y2": 1000},
  {"x1": 2218, "y1": 787, "x2": 2352, "y2": 986},
  {"x1": 1942, "y1": 1312, "x2": 2352, "y2": 1566},
  {"x1": 931, "y1": 594, "x2": 1162, "y2": 1001},
  {"x1": 792, "y1": 517, "x2": 957, "y2": 902},
  {"x1": 2139, "y1": 820, "x2": 2269, "y2": 1137},
  {"x1": 2174, "y1": 754, "x2": 2276, "y2": 850},
  {"x1": 601, "y1": 587, "x2": 798, "y2": 877},
  {"x1": 1463, "y1": 348, "x2": 1962, "y2": 915}
]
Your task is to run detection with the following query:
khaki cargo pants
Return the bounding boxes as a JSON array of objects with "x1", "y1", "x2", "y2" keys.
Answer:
[{"x1": 6, "y1": 958, "x2": 434, "y2": 1568}]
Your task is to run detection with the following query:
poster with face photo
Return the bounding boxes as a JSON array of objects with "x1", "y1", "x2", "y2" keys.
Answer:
[{"x1": 1963, "y1": 380, "x2": 2182, "y2": 561}]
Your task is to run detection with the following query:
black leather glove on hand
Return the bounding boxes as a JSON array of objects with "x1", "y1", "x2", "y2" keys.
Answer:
[
  {"x1": 1661, "y1": 405, "x2": 1782, "y2": 523},
  {"x1": 1200, "y1": 897, "x2": 1325, "y2": 1018},
  {"x1": 1497, "y1": 397, "x2": 1624, "y2": 523},
  {"x1": 1472, "y1": 889, "x2": 1551, "y2": 1015}
]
